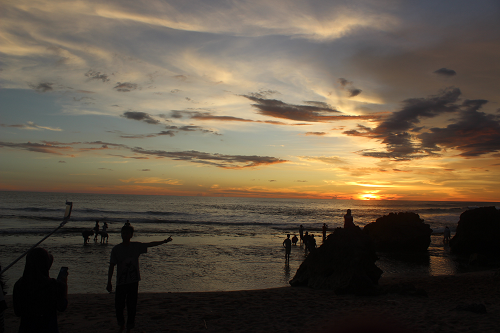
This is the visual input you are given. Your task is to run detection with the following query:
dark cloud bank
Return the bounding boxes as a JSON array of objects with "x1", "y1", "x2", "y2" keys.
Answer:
[
  {"x1": 242, "y1": 94, "x2": 377, "y2": 122},
  {"x1": 0, "y1": 141, "x2": 286, "y2": 169},
  {"x1": 344, "y1": 88, "x2": 500, "y2": 160}
]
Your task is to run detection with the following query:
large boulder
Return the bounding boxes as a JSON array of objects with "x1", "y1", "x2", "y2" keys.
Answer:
[
  {"x1": 289, "y1": 227, "x2": 382, "y2": 295},
  {"x1": 363, "y1": 212, "x2": 432, "y2": 252},
  {"x1": 450, "y1": 206, "x2": 500, "y2": 256}
]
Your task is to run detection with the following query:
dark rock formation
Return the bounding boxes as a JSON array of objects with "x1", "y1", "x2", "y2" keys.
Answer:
[
  {"x1": 363, "y1": 212, "x2": 432, "y2": 252},
  {"x1": 289, "y1": 227, "x2": 382, "y2": 295},
  {"x1": 449, "y1": 206, "x2": 500, "y2": 256}
]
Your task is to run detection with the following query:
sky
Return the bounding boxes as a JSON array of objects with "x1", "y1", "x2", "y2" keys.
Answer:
[{"x1": 1, "y1": 0, "x2": 500, "y2": 201}]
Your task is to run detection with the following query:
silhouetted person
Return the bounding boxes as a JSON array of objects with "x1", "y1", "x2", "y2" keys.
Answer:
[
  {"x1": 13, "y1": 248, "x2": 68, "y2": 333},
  {"x1": 100, "y1": 222, "x2": 109, "y2": 244},
  {"x1": 0, "y1": 265, "x2": 6, "y2": 333},
  {"x1": 303, "y1": 231, "x2": 313, "y2": 254},
  {"x1": 308, "y1": 234, "x2": 317, "y2": 252},
  {"x1": 344, "y1": 209, "x2": 355, "y2": 229},
  {"x1": 107, "y1": 224, "x2": 172, "y2": 333},
  {"x1": 291, "y1": 235, "x2": 298, "y2": 246},
  {"x1": 82, "y1": 230, "x2": 94, "y2": 245},
  {"x1": 283, "y1": 234, "x2": 292, "y2": 262},
  {"x1": 443, "y1": 226, "x2": 451, "y2": 244},
  {"x1": 93, "y1": 220, "x2": 100, "y2": 242},
  {"x1": 322, "y1": 223, "x2": 328, "y2": 241},
  {"x1": 299, "y1": 225, "x2": 304, "y2": 241}
]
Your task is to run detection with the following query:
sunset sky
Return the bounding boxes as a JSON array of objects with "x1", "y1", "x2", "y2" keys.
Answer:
[{"x1": 1, "y1": 0, "x2": 500, "y2": 201}]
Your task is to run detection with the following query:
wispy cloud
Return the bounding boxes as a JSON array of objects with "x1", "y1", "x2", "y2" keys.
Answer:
[
  {"x1": 338, "y1": 78, "x2": 362, "y2": 98},
  {"x1": 85, "y1": 70, "x2": 111, "y2": 82},
  {"x1": 28, "y1": 82, "x2": 54, "y2": 92},
  {"x1": 1, "y1": 121, "x2": 62, "y2": 131},
  {"x1": 129, "y1": 147, "x2": 288, "y2": 169},
  {"x1": 122, "y1": 111, "x2": 160, "y2": 124},
  {"x1": 114, "y1": 82, "x2": 138, "y2": 92},
  {"x1": 433, "y1": 68, "x2": 457, "y2": 77},
  {"x1": 119, "y1": 177, "x2": 183, "y2": 185}
]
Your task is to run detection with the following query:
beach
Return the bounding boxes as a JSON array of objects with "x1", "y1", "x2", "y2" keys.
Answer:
[
  {"x1": 3, "y1": 269, "x2": 499, "y2": 332},
  {"x1": 2, "y1": 192, "x2": 500, "y2": 332}
]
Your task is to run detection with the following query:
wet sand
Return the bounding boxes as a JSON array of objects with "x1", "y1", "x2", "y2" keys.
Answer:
[{"x1": 3, "y1": 270, "x2": 500, "y2": 332}]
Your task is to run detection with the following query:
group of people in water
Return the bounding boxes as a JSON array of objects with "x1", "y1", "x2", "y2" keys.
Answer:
[
  {"x1": 82, "y1": 220, "x2": 109, "y2": 245},
  {"x1": 282, "y1": 209, "x2": 357, "y2": 261}
]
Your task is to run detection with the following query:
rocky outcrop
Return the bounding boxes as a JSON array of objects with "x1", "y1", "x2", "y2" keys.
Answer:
[
  {"x1": 289, "y1": 227, "x2": 382, "y2": 295},
  {"x1": 449, "y1": 206, "x2": 500, "y2": 256},
  {"x1": 363, "y1": 212, "x2": 432, "y2": 252}
]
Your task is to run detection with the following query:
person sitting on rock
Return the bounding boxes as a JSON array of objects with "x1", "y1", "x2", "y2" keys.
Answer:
[{"x1": 344, "y1": 209, "x2": 356, "y2": 229}]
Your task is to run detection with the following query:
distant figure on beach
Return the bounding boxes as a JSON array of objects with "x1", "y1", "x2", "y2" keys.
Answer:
[
  {"x1": 309, "y1": 234, "x2": 316, "y2": 251},
  {"x1": 124, "y1": 220, "x2": 131, "y2": 227},
  {"x1": 283, "y1": 234, "x2": 292, "y2": 262},
  {"x1": 100, "y1": 222, "x2": 109, "y2": 244},
  {"x1": 343, "y1": 209, "x2": 355, "y2": 229},
  {"x1": 299, "y1": 225, "x2": 304, "y2": 241},
  {"x1": 93, "y1": 220, "x2": 100, "y2": 242},
  {"x1": 322, "y1": 223, "x2": 328, "y2": 241},
  {"x1": 0, "y1": 265, "x2": 6, "y2": 333},
  {"x1": 13, "y1": 248, "x2": 68, "y2": 333},
  {"x1": 107, "y1": 224, "x2": 172, "y2": 333},
  {"x1": 443, "y1": 226, "x2": 451, "y2": 244},
  {"x1": 82, "y1": 230, "x2": 94, "y2": 245},
  {"x1": 291, "y1": 235, "x2": 298, "y2": 246},
  {"x1": 303, "y1": 232, "x2": 316, "y2": 253}
]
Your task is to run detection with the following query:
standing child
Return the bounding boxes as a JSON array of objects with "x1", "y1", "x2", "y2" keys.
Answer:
[
  {"x1": 283, "y1": 234, "x2": 292, "y2": 262},
  {"x1": 106, "y1": 224, "x2": 172, "y2": 333}
]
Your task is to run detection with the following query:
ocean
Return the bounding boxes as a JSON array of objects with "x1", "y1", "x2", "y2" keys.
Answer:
[{"x1": 1, "y1": 191, "x2": 498, "y2": 294}]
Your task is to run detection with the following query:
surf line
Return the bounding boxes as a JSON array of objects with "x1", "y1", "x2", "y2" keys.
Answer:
[{"x1": 0, "y1": 201, "x2": 73, "y2": 275}]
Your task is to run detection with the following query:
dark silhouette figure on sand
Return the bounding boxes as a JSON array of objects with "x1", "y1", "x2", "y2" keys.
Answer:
[
  {"x1": 443, "y1": 226, "x2": 451, "y2": 244},
  {"x1": 303, "y1": 232, "x2": 316, "y2": 253},
  {"x1": 82, "y1": 230, "x2": 94, "y2": 245},
  {"x1": 93, "y1": 221, "x2": 100, "y2": 242},
  {"x1": 107, "y1": 224, "x2": 172, "y2": 333},
  {"x1": 283, "y1": 234, "x2": 292, "y2": 262},
  {"x1": 291, "y1": 235, "x2": 298, "y2": 246},
  {"x1": 100, "y1": 222, "x2": 109, "y2": 244},
  {"x1": 13, "y1": 248, "x2": 68, "y2": 333}
]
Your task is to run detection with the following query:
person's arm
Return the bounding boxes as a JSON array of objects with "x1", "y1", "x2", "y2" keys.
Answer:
[
  {"x1": 145, "y1": 236, "x2": 172, "y2": 248},
  {"x1": 107, "y1": 263, "x2": 115, "y2": 292}
]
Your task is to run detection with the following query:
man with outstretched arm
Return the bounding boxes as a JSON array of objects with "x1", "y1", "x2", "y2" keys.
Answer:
[{"x1": 107, "y1": 224, "x2": 172, "y2": 333}]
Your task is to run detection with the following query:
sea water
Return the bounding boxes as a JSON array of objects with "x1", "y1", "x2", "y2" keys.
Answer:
[{"x1": 0, "y1": 191, "x2": 498, "y2": 294}]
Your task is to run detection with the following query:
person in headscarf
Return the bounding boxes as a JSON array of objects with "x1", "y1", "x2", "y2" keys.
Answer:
[
  {"x1": 13, "y1": 248, "x2": 68, "y2": 333},
  {"x1": 343, "y1": 209, "x2": 356, "y2": 229}
]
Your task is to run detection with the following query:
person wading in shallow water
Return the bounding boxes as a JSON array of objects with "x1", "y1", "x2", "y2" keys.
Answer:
[
  {"x1": 283, "y1": 234, "x2": 292, "y2": 262},
  {"x1": 107, "y1": 224, "x2": 172, "y2": 333}
]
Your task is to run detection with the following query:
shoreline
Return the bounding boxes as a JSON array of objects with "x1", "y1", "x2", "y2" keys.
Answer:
[{"x1": 4, "y1": 270, "x2": 499, "y2": 332}]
